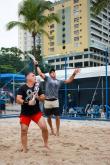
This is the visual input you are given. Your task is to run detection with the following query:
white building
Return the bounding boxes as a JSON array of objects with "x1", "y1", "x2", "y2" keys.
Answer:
[{"x1": 18, "y1": 2, "x2": 40, "y2": 53}]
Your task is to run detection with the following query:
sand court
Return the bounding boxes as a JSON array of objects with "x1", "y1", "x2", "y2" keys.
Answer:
[{"x1": 0, "y1": 118, "x2": 110, "y2": 165}]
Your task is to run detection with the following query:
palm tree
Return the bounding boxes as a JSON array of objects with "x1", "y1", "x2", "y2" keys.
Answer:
[
  {"x1": 6, "y1": 0, "x2": 60, "y2": 56},
  {"x1": 92, "y1": 0, "x2": 110, "y2": 15}
]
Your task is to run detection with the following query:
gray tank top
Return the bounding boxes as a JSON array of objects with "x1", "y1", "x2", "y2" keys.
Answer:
[{"x1": 44, "y1": 76, "x2": 64, "y2": 99}]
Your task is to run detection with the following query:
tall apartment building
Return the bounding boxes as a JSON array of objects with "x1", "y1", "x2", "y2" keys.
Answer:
[
  {"x1": 18, "y1": 23, "x2": 40, "y2": 52},
  {"x1": 42, "y1": 0, "x2": 110, "y2": 69}
]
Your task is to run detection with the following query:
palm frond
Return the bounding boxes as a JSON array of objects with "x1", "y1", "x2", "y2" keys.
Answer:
[
  {"x1": 91, "y1": 0, "x2": 110, "y2": 15},
  {"x1": 38, "y1": 28, "x2": 49, "y2": 38},
  {"x1": 6, "y1": 21, "x2": 28, "y2": 30},
  {"x1": 47, "y1": 13, "x2": 60, "y2": 24}
]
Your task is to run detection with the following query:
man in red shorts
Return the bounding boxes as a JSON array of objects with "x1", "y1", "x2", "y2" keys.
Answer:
[{"x1": 16, "y1": 72, "x2": 49, "y2": 153}]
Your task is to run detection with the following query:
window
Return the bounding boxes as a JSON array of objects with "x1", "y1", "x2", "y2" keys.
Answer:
[
  {"x1": 74, "y1": 5, "x2": 79, "y2": 13},
  {"x1": 56, "y1": 59, "x2": 60, "y2": 62},
  {"x1": 94, "y1": 62, "x2": 97, "y2": 66},
  {"x1": 49, "y1": 48, "x2": 54, "y2": 52},
  {"x1": 74, "y1": 43, "x2": 80, "y2": 47},
  {"x1": 48, "y1": 59, "x2": 54, "y2": 63},
  {"x1": 62, "y1": 40, "x2": 66, "y2": 44},
  {"x1": 94, "y1": 55, "x2": 97, "y2": 59},
  {"x1": 75, "y1": 62, "x2": 82, "y2": 67},
  {"x1": 84, "y1": 54, "x2": 88, "y2": 58},
  {"x1": 61, "y1": 58, "x2": 65, "y2": 61},
  {"x1": 62, "y1": 9, "x2": 65, "y2": 13},
  {"x1": 101, "y1": 57, "x2": 103, "y2": 61},
  {"x1": 84, "y1": 48, "x2": 88, "y2": 51},
  {"x1": 50, "y1": 36, "x2": 54, "y2": 40},
  {"x1": 62, "y1": 15, "x2": 65, "y2": 19},
  {"x1": 61, "y1": 64, "x2": 65, "y2": 69},
  {"x1": 84, "y1": 62, "x2": 88, "y2": 67},
  {"x1": 56, "y1": 65, "x2": 60, "y2": 70},
  {"x1": 74, "y1": 0, "x2": 79, "y2": 3},
  {"x1": 62, "y1": 46, "x2": 66, "y2": 49},
  {"x1": 62, "y1": 27, "x2": 65, "y2": 31},
  {"x1": 103, "y1": 39, "x2": 108, "y2": 43},
  {"x1": 50, "y1": 24, "x2": 54, "y2": 29},
  {"x1": 50, "y1": 7, "x2": 54, "y2": 11},
  {"x1": 50, "y1": 30, "x2": 54, "y2": 35},
  {"x1": 103, "y1": 14, "x2": 107, "y2": 20},
  {"x1": 103, "y1": 32, "x2": 108, "y2": 37},
  {"x1": 97, "y1": 56, "x2": 100, "y2": 60},
  {"x1": 69, "y1": 63, "x2": 73, "y2": 67},
  {"x1": 74, "y1": 11, "x2": 79, "y2": 16},
  {"x1": 74, "y1": 30, "x2": 79, "y2": 35},
  {"x1": 75, "y1": 55, "x2": 82, "y2": 59},
  {"x1": 74, "y1": 24, "x2": 79, "y2": 28},
  {"x1": 74, "y1": 37, "x2": 79, "y2": 41},
  {"x1": 62, "y1": 34, "x2": 66, "y2": 37},
  {"x1": 69, "y1": 56, "x2": 73, "y2": 60},
  {"x1": 90, "y1": 61, "x2": 93, "y2": 67},
  {"x1": 74, "y1": 17, "x2": 79, "y2": 22},
  {"x1": 50, "y1": 42, "x2": 54, "y2": 46},
  {"x1": 90, "y1": 54, "x2": 93, "y2": 59},
  {"x1": 62, "y1": 21, "x2": 65, "y2": 25}
]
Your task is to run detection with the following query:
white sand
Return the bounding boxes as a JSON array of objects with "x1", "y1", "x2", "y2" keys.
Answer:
[{"x1": 0, "y1": 118, "x2": 110, "y2": 165}]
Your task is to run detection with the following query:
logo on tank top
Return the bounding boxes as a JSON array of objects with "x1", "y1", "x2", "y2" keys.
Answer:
[{"x1": 26, "y1": 89, "x2": 33, "y2": 101}]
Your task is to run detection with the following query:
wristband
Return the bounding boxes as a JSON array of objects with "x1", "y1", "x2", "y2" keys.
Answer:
[
  {"x1": 35, "y1": 64, "x2": 39, "y2": 67},
  {"x1": 73, "y1": 73, "x2": 76, "y2": 77}
]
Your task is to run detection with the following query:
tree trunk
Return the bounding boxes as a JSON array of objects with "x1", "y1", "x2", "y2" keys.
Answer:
[{"x1": 33, "y1": 34, "x2": 36, "y2": 57}]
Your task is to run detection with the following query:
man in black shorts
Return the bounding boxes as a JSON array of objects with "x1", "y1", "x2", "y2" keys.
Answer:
[
  {"x1": 16, "y1": 72, "x2": 49, "y2": 152},
  {"x1": 34, "y1": 61, "x2": 80, "y2": 136}
]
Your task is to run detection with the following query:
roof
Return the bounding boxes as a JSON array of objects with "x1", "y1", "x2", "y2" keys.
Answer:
[
  {"x1": 36, "y1": 65, "x2": 110, "y2": 81},
  {"x1": 0, "y1": 73, "x2": 25, "y2": 81}
]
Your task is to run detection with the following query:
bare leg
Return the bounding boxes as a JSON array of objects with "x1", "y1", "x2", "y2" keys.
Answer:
[
  {"x1": 37, "y1": 117, "x2": 49, "y2": 148},
  {"x1": 56, "y1": 116, "x2": 60, "y2": 136},
  {"x1": 21, "y1": 124, "x2": 28, "y2": 153},
  {"x1": 47, "y1": 116, "x2": 56, "y2": 135}
]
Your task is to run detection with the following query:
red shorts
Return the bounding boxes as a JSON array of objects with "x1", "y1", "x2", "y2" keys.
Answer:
[{"x1": 20, "y1": 112, "x2": 42, "y2": 126}]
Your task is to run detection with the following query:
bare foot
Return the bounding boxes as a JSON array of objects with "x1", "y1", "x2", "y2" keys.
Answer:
[
  {"x1": 44, "y1": 145, "x2": 51, "y2": 150},
  {"x1": 23, "y1": 148, "x2": 28, "y2": 153},
  {"x1": 50, "y1": 130, "x2": 56, "y2": 136},
  {"x1": 56, "y1": 132, "x2": 60, "y2": 136},
  {"x1": 20, "y1": 147, "x2": 28, "y2": 153}
]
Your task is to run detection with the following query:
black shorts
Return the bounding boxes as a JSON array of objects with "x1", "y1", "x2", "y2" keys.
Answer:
[{"x1": 44, "y1": 108, "x2": 60, "y2": 117}]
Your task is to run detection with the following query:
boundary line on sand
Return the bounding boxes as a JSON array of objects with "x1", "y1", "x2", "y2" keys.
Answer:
[{"x1": 0, "y1": 114, "x2": 110, "y2": 122}]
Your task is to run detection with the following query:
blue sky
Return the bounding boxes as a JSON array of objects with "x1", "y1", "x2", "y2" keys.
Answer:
[{"x1": 0, "y1": 0, "x2": 54, "y2": 48}]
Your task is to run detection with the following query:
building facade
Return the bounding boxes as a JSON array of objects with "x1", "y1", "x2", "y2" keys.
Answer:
[{"x1": 42, "y1": 0, "x2": 110, "y2": 69}]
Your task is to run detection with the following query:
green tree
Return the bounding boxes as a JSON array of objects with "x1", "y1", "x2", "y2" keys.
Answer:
[
  {"x1": 92, "y1": 0, "x2": 110, "y2": 15},
  {"x1": 0, "y1": 47, "x2": 25, "y2": 73},
  {"x1": 6, "y1": 0, "x2": 60, "y2": 57}
]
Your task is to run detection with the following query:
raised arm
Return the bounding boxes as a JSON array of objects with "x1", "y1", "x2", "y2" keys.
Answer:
[
  {"x1": 33, "y1": 60, "x2": 46, "y2": 80},
  {"x1": 64, "y1": 68, "x2": 80, "y2": 84}
]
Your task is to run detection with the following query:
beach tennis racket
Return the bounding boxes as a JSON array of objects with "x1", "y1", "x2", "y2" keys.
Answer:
[
  {"x1": 27, "y1": 54, "x2": 36, "y2": 62},
  {"x1": 34, "y1": 82, "x2": 39, "y2": 94}
]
